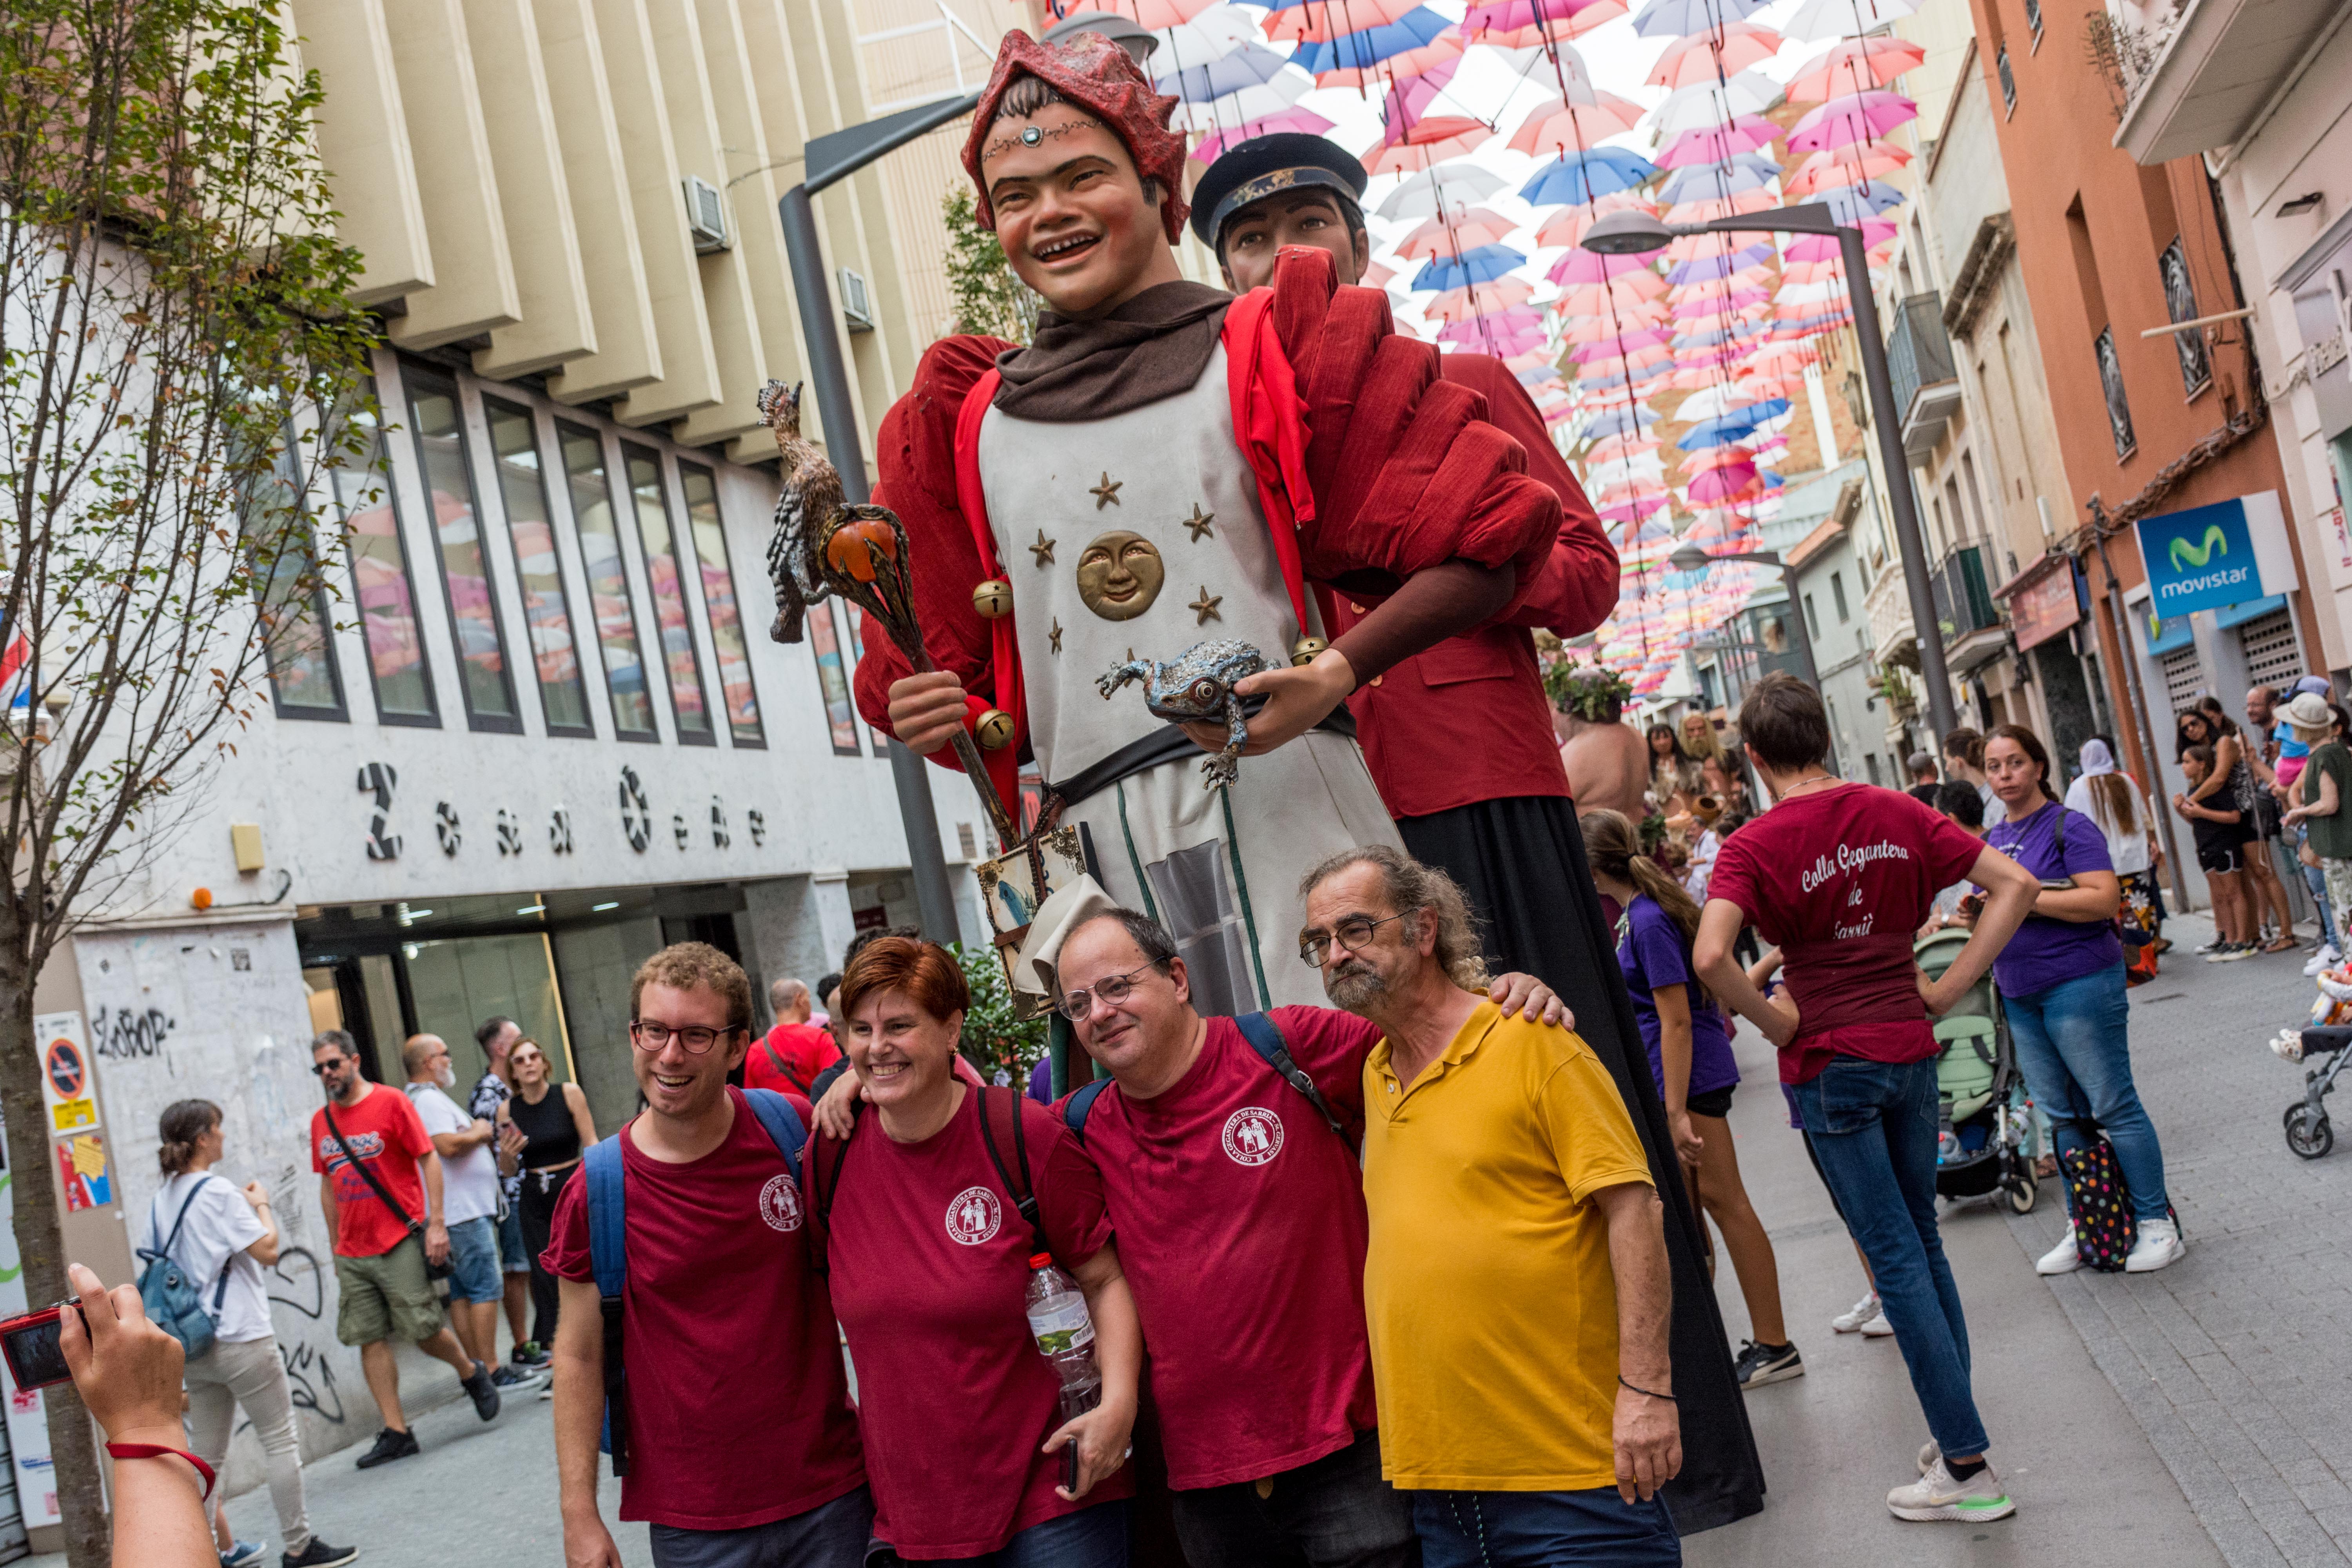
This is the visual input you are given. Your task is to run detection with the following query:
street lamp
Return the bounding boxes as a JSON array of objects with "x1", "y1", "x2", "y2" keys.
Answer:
[
  {"x1": 1584, "y1": 203, "x2": 1959, "y2": 742},
  {"x1": 772, "y1": 13, "x2": 1153, "y2": 939}
]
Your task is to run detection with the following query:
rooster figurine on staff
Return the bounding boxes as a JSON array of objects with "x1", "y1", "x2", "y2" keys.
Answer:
[{"x1": 759, "y1": 380, "x2": 1020, "y2": 849}]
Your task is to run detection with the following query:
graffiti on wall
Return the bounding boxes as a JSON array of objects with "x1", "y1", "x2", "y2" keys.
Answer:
[{"x1": 92, "y1": 1006, "x2": 174, "y2": 1062}]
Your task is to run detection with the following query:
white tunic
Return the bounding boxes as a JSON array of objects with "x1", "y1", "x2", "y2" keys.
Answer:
[{"x1": 978, "y1": 346, "x2": 1400, "y2": 1013}]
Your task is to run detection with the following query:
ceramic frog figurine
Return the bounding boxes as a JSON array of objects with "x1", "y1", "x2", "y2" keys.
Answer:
[{"x1": 1096, "y1": 639, "x2": 1270, "y2": 789}]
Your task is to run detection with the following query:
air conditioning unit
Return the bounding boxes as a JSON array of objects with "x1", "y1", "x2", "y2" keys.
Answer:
[
  {"x1": 838, "y1": 267, "x2": 875, "y2": 334},
  {"x1": 681, "y1": 175, "x2": 729, "y2": 254}
]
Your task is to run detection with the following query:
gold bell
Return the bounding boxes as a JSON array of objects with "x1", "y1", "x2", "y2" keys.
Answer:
[
  {"x1": 975, "y1": 708, "x2": 1015, "y2": 750},
  {"x1": 971, "y1": 579, "x2": 1013, "y2": 619},
  {"x1": 1289, "y1": 636, "x2": 1330, "y2": 667}
]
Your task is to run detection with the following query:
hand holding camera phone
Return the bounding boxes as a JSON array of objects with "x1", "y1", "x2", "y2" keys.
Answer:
[{"x1": 0, "y1": 1300, "x2": 84, "y2": 1392}]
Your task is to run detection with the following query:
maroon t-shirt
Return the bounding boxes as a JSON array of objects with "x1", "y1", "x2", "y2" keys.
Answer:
[
  {"x1": 543, "y1": 1088, "x2": 863, "y2": 1531},
  {"x1": 1060, "y1": 1008, "x2": 1381, "y2": 1489},
  {"x1": 1707, "y1": 783, "x2": 1985, "y2": 1084},
  {"x1": 811, "y1": 1089, "x2": 1127, "y2": 1559}
]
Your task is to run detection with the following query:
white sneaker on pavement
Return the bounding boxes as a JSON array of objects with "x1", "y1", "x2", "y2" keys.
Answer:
[
  {"x1": 1919, "y1": 1439, "x2": 1939, "y2": 1475},
  {"x1": 1859, "y1": 1308, "x2": 1895, "y2": 1337},
  {"x1": 2036, "y1": 1227, "x2": 2082, "y2": 1275},
  {"x1": 2307, "y1": 945, "x2": 2341, "y2": 978},
  {"x1": 1832, "y1": 1290, "x2": 1882, "y2": 1333},
  {"x1": 1889, "y1": 1457, "x2": 2016, "y2": 1522},
  {"x1": 2126, "y1": 1217, "x2": 2185, "y2": 1272}
]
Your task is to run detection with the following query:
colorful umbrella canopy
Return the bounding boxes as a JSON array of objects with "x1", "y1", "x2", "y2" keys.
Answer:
[
  {"x1": 1157, "y1": 42, "x2": 1296, "y2": 100},
  {"x1": 1786, "y1": 35, "x2": 1927, "y2": 101},
  {"x1": 1080, "y1": 0, "x2": 1220, "y2": 29},
  {"x1": 1147, "y1": 5, "x2": 1260, "y2": 69},
  {"x1": 1287, "y1": 6, "x2": 1450, "y2": 74},
  {"x1": 1628, "y1": 0, "x2": 1767, "y2": 36},
  {"x1": 1375, "y1": 164, "x2": 1506, "y2": 218},
  {"x1": 1259, "y1": 0, "x2": 1426, "y2": 40},
  {"x1": 1410, "y1": 242, "x2": 1526, "y2": 290},
  {"x1": 1784, "y1": 143, "x2": 1911, "y2": 192},
  {"x1": 1188, "y1": 109, "x2": 1336, "y2": 162},
  {"x1": 1363, "y1": 118, "x2": 1494, "y2": 172},
  {"x1": 1379, "y1": 56, "x2": 1465, "y2": 127},
  {"x1": 1647, "y1": 21, "x2": 1782, "y2": 86},
  {"x1": 1779, "y1": 0, "x2": 1919, "y2": 40},
  {"x1": 1786, "y1": 91, "x2": 1918, "y2": 154},
  {"x1": 1427, "y1": 280, "x2": 1541, "y2": 320},
  {"x1": 1395, "y1": 205, "x2": 1520, "y2": 258},
  {"x1": 1519, "y1": 146, "x2": 1658, "y2": 204},
  {"x1": 1649, "y1": 71, "x2": 1782, "y2": 134},
  {"x1": 1506, "y1": 90, "x2": 1646, "y2": 152},
  {"x1": 1170, "y1": 72, "x2": 1310, "y2": 129},
  {"x1": 1654, "y1": 117, "x2": 1781, "y2": 167}
]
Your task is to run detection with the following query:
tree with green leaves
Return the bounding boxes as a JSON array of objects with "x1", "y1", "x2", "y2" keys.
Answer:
[
  {"x1": 1, "y1": 3, "x2": 373, "y2": 1557},
  {"x1": 942, "y1": 185, "x2": 1040, "y2": 345},
  {"x1": 949, "y1": 941, "x2": 1049, "y2": 1088}
]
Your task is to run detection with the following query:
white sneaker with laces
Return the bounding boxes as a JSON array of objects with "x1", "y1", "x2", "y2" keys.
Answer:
[
  {"x1": 2126, "y1": 1217, "x2": 2184, "y2": 1272},
  {"x1": 2307, "y1": 945, "x2": 2342, "y2": 978},
  {"x1": 1859, "y1": 1309, "x2": 1895, "y2": 1337},
  {"x1": 1832, "y1": 1290, "x2": 1882, "y2": 1333},
  {"x1": 1889, "y1": 1457, "x2": 2016, "y2": 1522},
  {"x1": 2036, "y1": 1227, "x2": 2082, "y2": 1275},
  {"x1": 1918, "y1": 1440, "x2": 1939, "y2": 1475}
]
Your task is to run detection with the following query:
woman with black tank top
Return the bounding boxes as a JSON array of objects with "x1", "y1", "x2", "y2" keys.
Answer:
[{"x1": 494, "y1": 1040, "x2": 597, "y2": 1358}]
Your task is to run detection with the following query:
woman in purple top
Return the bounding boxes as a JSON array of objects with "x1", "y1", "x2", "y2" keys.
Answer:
[
  {"x1": 1586, "y1": 809, "x2": 1800, "y2": 1389},
  {"x1": 1979, "y1": 725, "x2": 2181, "y2": 1274}
]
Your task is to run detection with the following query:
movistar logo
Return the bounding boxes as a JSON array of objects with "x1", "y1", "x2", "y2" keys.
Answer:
[{"x1": 2169, "y1": 524, "x2": 2228, "y2": 571}]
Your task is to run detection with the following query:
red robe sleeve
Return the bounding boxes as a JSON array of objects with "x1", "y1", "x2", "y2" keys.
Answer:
[
  {"x1": 851, "y1": 333, "x2": 1019, "y2": 773},
  {"x1": 1267, "y1": 249, "x2": 1561, "y2": 615},
  {"x1": 1430, "y1": 353, "x2": 1617, "y2": 639}
]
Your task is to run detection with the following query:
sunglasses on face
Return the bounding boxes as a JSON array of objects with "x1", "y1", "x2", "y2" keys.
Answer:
[{"x1": 310, "y1": 1059, "x2": 353, "y2": 1077}]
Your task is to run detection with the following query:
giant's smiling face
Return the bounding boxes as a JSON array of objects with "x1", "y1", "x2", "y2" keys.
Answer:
[
  {"x1": 1075, "y1": 530, "x2": 1164, "y2": 621},
  {"x1": 980, "y1": 105, "x2": 1167, "y2": 318}
]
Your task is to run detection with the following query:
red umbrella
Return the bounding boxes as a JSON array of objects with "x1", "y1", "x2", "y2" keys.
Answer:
[
  {"x1": 1362, "y1": 118, "x2": 1494, "y2": 173},
  {"x1": 1647, "y1": 22, "x2": 1782, "y2": 87},
  {"x1": 1508, "y1": 90, "x2": 1646, "y2": 152}
]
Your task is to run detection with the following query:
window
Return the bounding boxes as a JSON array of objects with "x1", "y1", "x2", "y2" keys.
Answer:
[
  {"x1": 557, "y1": 424, "x2": 655, "y2": 739},
  {"x1": 2024, "y1": 0, "x2": 2042, "y2": 44},
  {"x1": 2157, "y1": 238, "x2": 2212, "y2": 397},
  {"x1": 624, "y1": 447, "x2": 712, "y2": 744},
  {"x1": 1831, "y1": 570, "x2": 1850, "y2": 622},
  {"x1": 677, "y1": 464, "x2": 764, "y2": 747},
  {"x1": 2095, "y1": 327, "x2": 2136, "y2": 457},
  {"x1": 1996, "y1": 44, "x2": 2016, "y2": 114},
  {"x1": 1804, "y1": 593, "x2": 1820, "y2": 641},
  {"x1": 247, "y1": 426, "x2": 345, "y2": 720},
  {"x1": 484, "y1": 399, "x2": 593, "y2": 737},
  {"x1": 405, "y1": 370, "x2": 521, "y2": 732},
  {"x1": 807, "y1": 601, "x2": 862, "y2": 756},
  {"x1": 332, "y1": 387, "x2": 436, "y2": 724}
]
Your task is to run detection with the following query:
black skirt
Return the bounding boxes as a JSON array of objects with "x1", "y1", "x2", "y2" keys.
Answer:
[{"x1": 1399, "y1": 794, "x2": 1767, "y2": 1535}]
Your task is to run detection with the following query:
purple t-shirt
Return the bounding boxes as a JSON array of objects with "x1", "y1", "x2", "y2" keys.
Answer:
[
  {"x1": 1980, "y1": 801, "x2": 2124, "y2": 996},
  {"x1": 1616, "y1": 894, "x2": 1740, "y2": 1101}
]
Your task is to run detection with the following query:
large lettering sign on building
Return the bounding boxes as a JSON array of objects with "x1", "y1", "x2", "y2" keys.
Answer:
[{"x1": 2133, "y1": 491, "x2": 2297, "y2": 619}]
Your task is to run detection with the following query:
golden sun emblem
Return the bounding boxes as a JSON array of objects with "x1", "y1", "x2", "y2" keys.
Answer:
[{"x1": 1075, "y1": 531, "x2": 1165, "y2": 622}]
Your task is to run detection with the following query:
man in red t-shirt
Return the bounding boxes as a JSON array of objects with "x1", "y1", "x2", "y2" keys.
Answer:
[
  {"x1": 1694, "y1": 674, "x2": 2037, "y2": 1526},
  {"x1": 310, "y1": 1031, "x2": 502, "y2": 1469},
  {"x1": 746, "y1": 976, "x2": 841, "y2": 1096},
  {"x1": 1051, "y1": 908, "x2": 1565, "y2": 1565},
  {"x1": 544, "y1": 944, "x2": 866, "y2": 1568}
]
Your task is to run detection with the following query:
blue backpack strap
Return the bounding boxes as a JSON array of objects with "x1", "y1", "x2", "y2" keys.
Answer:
[
  {"x1": 740, "y1": 1089, "x2": 807, "y2": 1182},
  {"x1": 1233, "y1": 1011, "x2": 1356, "y2": 1154},
  {"x1": 1062, "y1": 1077, "x2": 1115, "y2": 1144},
  {"x1": 582, "y1": 1134, "x2": 630, "y2": 1474}
]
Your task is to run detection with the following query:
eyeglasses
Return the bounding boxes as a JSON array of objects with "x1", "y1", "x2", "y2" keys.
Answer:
[
  {"x1": 1298, "y1": 908, "x2": 1420, "y2": 968},
  {"x1": 310, "y1": 1059, "x2": 352, "y2": 1077},
  {"x1": 1055, "y1": 959, "x2": 1164, "y2": 1022},
  {"x1": 629, "y1": 1022, "x2": 739, "y2": 1054}
]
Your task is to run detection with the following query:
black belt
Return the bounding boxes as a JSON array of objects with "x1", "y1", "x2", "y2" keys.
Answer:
[{"x1": 1046, "y1": 695, "x2": 1356, "y2": 812}]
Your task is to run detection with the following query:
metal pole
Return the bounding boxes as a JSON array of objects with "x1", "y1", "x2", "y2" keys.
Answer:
[
  {"x1": 1839, "y1": 223, "x2": 1960, "y2": 741},
  {"x1": 1775, "y1": 555, "x2": 1837, "y2": 772},
  {"x1": 778, "y1": 183, "x2": 962, "y2": 943}
]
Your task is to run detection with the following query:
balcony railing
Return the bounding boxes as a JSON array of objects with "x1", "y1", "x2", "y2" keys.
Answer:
[
  {"x1": 1931, "y1": 545, "x2": 2001, "y2": 639},
  {"x1": 1887, "y1": 293, "x2": 1962, "y2": 458}
]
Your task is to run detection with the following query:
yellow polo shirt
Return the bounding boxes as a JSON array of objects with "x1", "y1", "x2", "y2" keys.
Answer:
[{"x1": 1361, "y1": 1000, "x2": 1655, "y2": 1491}]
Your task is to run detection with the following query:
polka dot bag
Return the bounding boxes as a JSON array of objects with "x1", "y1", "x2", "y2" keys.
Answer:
[{"x1": 2059, "y1": 1136, "x2": 2136, "y2": 1271}]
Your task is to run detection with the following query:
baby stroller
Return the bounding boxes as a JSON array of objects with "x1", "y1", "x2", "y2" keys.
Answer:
[
  {"x1": 2267, "y1": 962, "x2": 2352, "y2": 1159},
  {"x1": 1916, "y1": 929, "x2": 2039, "y2": 1213}
]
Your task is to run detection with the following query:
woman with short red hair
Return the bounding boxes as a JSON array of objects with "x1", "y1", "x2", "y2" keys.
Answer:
[{"x1": 809, "y1": 937, "x2": 1140, "y2": 1563}]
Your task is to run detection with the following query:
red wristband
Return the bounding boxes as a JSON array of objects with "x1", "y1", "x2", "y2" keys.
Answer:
[{"x1": 105, "y1": 1441, "x2": 215, "y2": 1501}]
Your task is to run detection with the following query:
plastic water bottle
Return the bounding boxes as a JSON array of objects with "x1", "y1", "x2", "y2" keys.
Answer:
[
  {"x1": 1024, "y1": 1253, "x2": 1100, "y2": 1422},
  {"x1": 1937, "y1": 1127, "x2": 1960, "y2": 1165}
]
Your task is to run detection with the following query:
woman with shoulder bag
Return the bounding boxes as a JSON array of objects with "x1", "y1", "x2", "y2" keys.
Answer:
[
  {"x1": 1980, "y1": 726, "x2": 2181, "y2": 1276},
  {"x1": 152, "y1": 1100, "x2": 358, "y2": 1568},
  {"x1": 809, "y1": 937, "x2": 1141, "y2": 1564},
  {"x1": 493, "y1": 1040, "x2": 595, "y2": 1369}
]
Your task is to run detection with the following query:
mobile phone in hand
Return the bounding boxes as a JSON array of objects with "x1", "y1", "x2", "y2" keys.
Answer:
[
  {"x1": 0, "y1": 1303, "x2": 83, "y2": 1392},
  {"x1": 1060, "y1": 1441, "x2": 1080, "y2": 1495}
]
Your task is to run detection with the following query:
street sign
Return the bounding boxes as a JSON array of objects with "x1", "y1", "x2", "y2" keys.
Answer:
[{"x1": 33, "y1": 1012, "x2": 98, "y2": 1137}]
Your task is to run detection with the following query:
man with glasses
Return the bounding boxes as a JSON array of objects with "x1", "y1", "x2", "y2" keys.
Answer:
[
  {"x1": 309, "y1": 1031, "x2": 502, "y2": 1471},
  {"x1": 542, "y1": 943, "x2": 867, "y2": 1568},
  {"x1": 1050, "y1": 907, "x2": 1565, "y2": 1567},
  {"x1": 1298, "y1": 846, "x2": 1682, "y2": 1567}
]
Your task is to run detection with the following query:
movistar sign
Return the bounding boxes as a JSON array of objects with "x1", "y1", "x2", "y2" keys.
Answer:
[{"x1": 2135, "y1": 494, "x2": 2294, "y2": 621}]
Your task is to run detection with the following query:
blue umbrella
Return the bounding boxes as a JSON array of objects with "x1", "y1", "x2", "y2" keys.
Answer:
[
  {"x1": 1583, "y1": 405, "x2": 1657, "y2": 441},
  {"x1": 1819, "y1": 181, "x2": 1907, "y2": 221},
  {"x1": 1737, "y1": 397, "x2": 1792, "y2": 423},
  {"x1": 1658, "y1": 163, "x2": 1779, "y2": 203},
  {"x1": 1664, "y1": 243, "x2": 1774, "y2": 285},
  {"x1": 1289, "y1": 7, "x2": 1451, "y2": 75},
  {"x1": 1156, "y1": 43, "x2": 1293, "y2": 101},
  {"x1": 1409, "y1": 243, "x2": 1526, "y2": 292},
  {"x1": 1517, "y1": 147, "x2": 1657, "y2": 206},
  {"x1": 1630, "y1": 0, "x2": 1766, "y2": 39},
  {"x1": 1677, "y1": 411, "x2": 1768, "y2": 450}
]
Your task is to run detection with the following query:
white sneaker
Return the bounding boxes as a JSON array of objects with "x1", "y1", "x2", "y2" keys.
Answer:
[
  {"x1": 1919, "y1": 1439, "x2": 1940, "y2": 1475},
  {"x1": 1832, "y1": 1290, "x2": 1882, "y2": 1333},
  {"x1": 2036, "y1": 1227, "x2": 2082, "y2": 1275},
  {"x1": 1859, "y1": 1309, "x2": 1895, "y2": 1337},
  {"x1": 1889, "y1": 1457, "x2": 2016, "y2": 1522},
  {"x1": 2126, "y1": 1217, "x2": 2184, "y2": 1272},
  {"x1": 2307, "y1": 945, "x2": 2342, "y2": 977}
]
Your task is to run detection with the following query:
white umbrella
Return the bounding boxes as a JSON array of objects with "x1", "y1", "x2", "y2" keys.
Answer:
[
  {"x1": 1169, "y1": 71, "x2": 1311, "y2": 131},
  {"x1": 1780, "y1": 0, "x2": 1920, "y2": 42},
  {"x1": 1147, "y1": 4, "x2": 1258, "y2": 74},
  {"x1": 1649, "y1": 71, "x2": 1781, "y2": 134},
  {"x1": 1494, "y1": 40, "x2": 1594, "y2": 93},
  {"x1": 1374, "y1": 163, "x2": 1507, "y2": 219}
]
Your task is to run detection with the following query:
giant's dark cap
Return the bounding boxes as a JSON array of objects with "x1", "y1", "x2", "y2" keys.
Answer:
[{"x1": 1189, "y1": 132, "x2": 1370, "y2": 249}]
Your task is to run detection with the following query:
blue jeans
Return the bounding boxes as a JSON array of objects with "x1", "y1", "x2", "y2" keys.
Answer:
[
  {"x1": 1410, "y1": 1488, "x2": 1679, "y2": 1567},
  {"x1": 912, "y1": 1500, "x2": 1129, "y2": 1568},
  {"x1": 496, "y1": 1198, "x2": 530, "y2": 1273},
  {"x1": 651, "y1": 1485, "x2": 873, "y2": 1568},
  {"x1": 2297, "y1": 827, "x2": 2337, "y2": 947},
  {"x1": 442, "y1": 1214, "x2": 500, "y2": 1304},
  {"x1": 2002, "y1": 962, "x2": 2171, "y2": 1221},
  {"x1": 1791, "y1": 1055, "x2": 1988, "y2": 1461}
]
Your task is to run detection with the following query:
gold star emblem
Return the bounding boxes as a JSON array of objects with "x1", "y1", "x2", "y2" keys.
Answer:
[
  {"x1": 1091, "y1": 472, "x2": 1123, "y2": 509},
  {"x1": 1029, "y1": 529, "x2": 1056, "y2": 567},
  {"x1": 1189, "y1": 586, "x2": 1223, "y2": 625},
  {"x1": 1049, "y1": 617, "x2": 1064, "y2": 655},
  {"x1": 1184, "y1": 503, "x2": 1216, "y2": 542}
]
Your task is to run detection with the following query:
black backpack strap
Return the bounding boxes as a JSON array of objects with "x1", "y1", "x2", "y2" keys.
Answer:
[
  {"x1": 805, "y1": 1109, "x2": 857, "y2": 1278},
  {"x1": 1233, "y1": 1012, "x2": 1357, "y2": 1155},
  {"x1": 763, "y1": 1039, "x2": 811, "y2": 1096},
  {"x1": 977, "y1": 1086, "x2": 1050, "y2": 1255},
  {"x1": 1062, "y1": 1078, "x2": 1115, "y2": 1145}
]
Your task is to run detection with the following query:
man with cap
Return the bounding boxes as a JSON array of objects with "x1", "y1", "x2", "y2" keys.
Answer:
[
  {"x1": 854, "y1": 31, "x2": 1561, "y2": 1020},
  {"x1": 1185, "y1": 136, "x2": 1768, "y2": 1533}
]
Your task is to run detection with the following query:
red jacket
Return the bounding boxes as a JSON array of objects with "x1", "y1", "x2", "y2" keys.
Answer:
[
  {"x1": 1330, "y1": 354, "x2": 1616, "y2": 817},
  {"x1": 852, "y1": 249, "x2": 1564, "y2": 811}
]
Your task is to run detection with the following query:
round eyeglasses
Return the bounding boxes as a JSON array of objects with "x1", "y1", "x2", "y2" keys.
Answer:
[
  {"x1": 629, "y1": 1021, "x2": 739, "y2": 1054},
  {"x1": 1297, "y1": 908, "x2": 1420, "y2": 968}
]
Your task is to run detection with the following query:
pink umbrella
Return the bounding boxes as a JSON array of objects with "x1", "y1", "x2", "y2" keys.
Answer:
[
  {"x1": 1314, "y1": 33, "x2": 1463, "y2": 86},
  {"x1": 1087, "y1": 0, "x2": 1220, "y2": 27},
  {"x1": 1551, "y1": 249, "x2": 1662, "y2": 286},
  {"x1": 1396, "y1": 205, "x2": 1520, "y2": 258},
  {"x1": 1381, "y1": 56, "x2": 1463, "y2": 128},
  {"x1": 1427, "y1": 280, "x2": 1540, "y2": 320},
  {"x1": 1362, "y1": 118, "x2": 1493, "y2": 173},
  {"x1": 1663, "y1": 189, "x2": 1777, "y2": 224},
  {"x1": 1786, "y1": 36, "x2": 1926, "y2": 102},
  {"x1": 1189, "y1": 109, "x2": 1336, "y2": 162},
  {"x1": 1786, "y1": 144, "x2": 1911, "y2": 193},
  {"x1": 1533, "y1": 194, "x2": 1657, "y2": 249},
  {"x1": 1653, "y1": 117, "x2": 1780, "y2": 167},
  {"x1": 1462, "y1": 0, "x2": 1621, "y2": 36},
  {"x1": 1785, "y1": 91, "x2": 1918, "y2": 154},
  {"x1": 1508, "y1": 91, "x2": 1647, "y2": 153},
  {"x1": 1647, "y1": 22, "x2": 1782, "y2": 87},
  {"x1": 1550, "y1": 271, "x2": 1668, "y2": 305},
  {"x1": 1263, "y1": 0, "x2": 1426, "y2": 41},
  {"x1": 1686, "y1": 463, "x2": 1760, "y2": 504}
]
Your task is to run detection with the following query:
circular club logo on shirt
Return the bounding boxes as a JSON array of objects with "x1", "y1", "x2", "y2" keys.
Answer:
[
  {"x1": 759, "y1": 1174, "x2": 803, "y2": 1233},
  {"x1": 1222, "y1": 1107, "x2": 1285, "y2": 1167},
  {"x1": 945, "y1": 1185, "x2": 1003, "y2": 1246}
]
